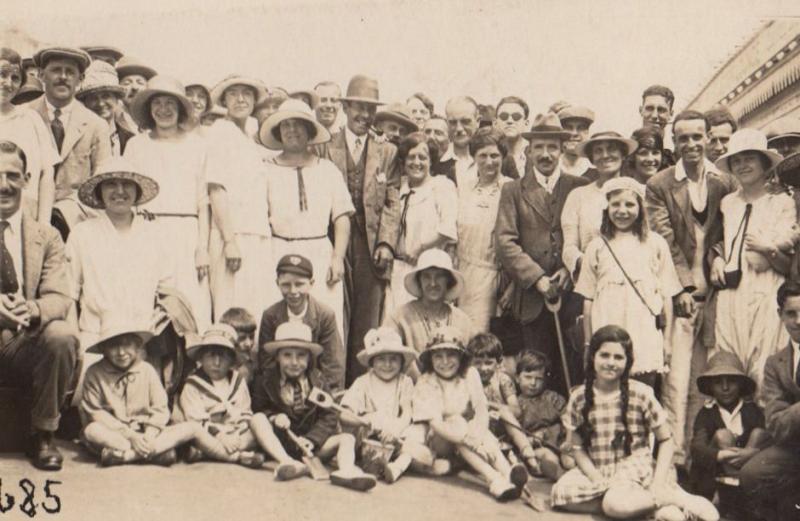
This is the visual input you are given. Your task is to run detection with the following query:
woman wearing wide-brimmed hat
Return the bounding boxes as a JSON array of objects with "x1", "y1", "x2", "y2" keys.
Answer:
[
  {"x1": 260, "y1": 98, "x2": 355, "y2": 342},
  {"x1": 384, "y1": 248, "x2": 476, "y2": 378},
  {"x1": 184, "y1": 81, "x2": 211, "y2": 122},
  {"x1": 123, "y1": 75, "x2": 212, "y2": 331},
  {"x1": 561, "y1": 130, "x2": 638, "y2": 280},
  {"x1": 0, "y1": 47, "x2": 60, "y2": 223},
  {"x1": 76, "y1": 60, "x2": 135, "y2": 156},
  {"x1": 203, "y1": 74, "x2": 274, "y2": 323},
  {"x1": 709, "y1": 129, "x2": 794, "y2": 394}
]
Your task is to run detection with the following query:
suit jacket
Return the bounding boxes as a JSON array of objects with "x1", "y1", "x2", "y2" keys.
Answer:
[
  {"x1": 257, "y1": 296, "x2": 344, "y2": 391},
  {"x1": 645, "y1": 165, "x2": 737, "y2": 289},
  {"x1": 20, "y1": 207, "x2": 71, "y2": 329},
  {"x1": 250, "y1": 364, "x2": 338, "y2": 450},
  {"x1": 26, "y1": 97, "x2": 111, "y2": 201},
  {"x1": 762, "y1": 343, "x2": 800, "y2": 446},
  {"x1": 495, "y1": 172, "x2": 589, "y2": 324},
  {"x1": 317, "y1": 131, "x2": 401, "y2": 257},
  {"x1": 501, "y1": 155, "x2": 522, "y2": 180}
]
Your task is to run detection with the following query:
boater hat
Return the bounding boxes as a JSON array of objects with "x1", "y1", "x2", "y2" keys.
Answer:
[
  {"x1": 210, "y1": 74, "x2": 268, "y2": 108},
  {"x1": 76, "y1": 60, "x2": 125, "y2": 101},
  {"x1": 115, "y1": 56, "x2": 157, "y2": 81},
  {"x1": 577, "y1": 131, "x2": 638, "y2": 159},
  {"x1": 765, "y1": 116, "x2": 800, "y2": 143},
  {"x1": 696, "y1": 351, "x2": 756, "y2": 397},
  {"x1": 403, "y1": 248, "x2": 465, "y2": 302},
  {"x1": 356, "y1": 327, "x2": 418, "y2": 368},
  {"x1": 259, "y1": 98, "x2": 331, "y2": 150},
  {"x1": 87, "y1": 322, "x2": 153, "y2": 355},
  {"x1": 339, "y1": 74, "x2": 385, "y2": 105},
  {"x1": 33, "y1": 47, "x2": 91, "y2": 73},
  {"x1": 521, "y1": 112, "x2": 572, "y2": 141},
  {"x1": 186, "y1": 324, "x2": 238, "y2": 362},
  {"x1": 81, "y1": 45, "x2": 124, "y2": 63},
  {"x1": 78, "y1": 157, "x2": 159, "y2": 209},
  {"x1": 714, "y1": 128, "x2": 784, "y2": 175},
  {"x1": 129, "y1": 75, "x2": 194, "y2": 128},
  {"x1": 374, "y1": 102, "x2": 419, "y2": 133},
  {"x1": 262, "y1": 322, "x2": 323, "y2": 357}
]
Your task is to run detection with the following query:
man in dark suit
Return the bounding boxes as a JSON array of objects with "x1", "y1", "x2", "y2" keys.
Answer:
[
  {"x1": 27, "y1": 47, "x2": 111, "y2": 236},
  {"x1": 645, "y1": 109, "x2": 737, "y2": 465},
  {"x1": 317, "y1": 74, "x2": 400, "y2": 385},
  {"x1": 739, "y1": 281, "x2": 800, "y2": 520},
  {"x1": 496, "y1": 113, "x2": 589, "y2": 395},
  {"x1": 0, "y1": 140, "x2": 78, "y2": 470}
]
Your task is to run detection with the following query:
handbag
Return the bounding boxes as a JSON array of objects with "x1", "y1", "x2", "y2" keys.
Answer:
[
  {"x1": 721, "y1": 203, "x2": 752, "y2": 290},
  {"x1": 601, "y1": 236, "x2": 666, "y2": 331}
]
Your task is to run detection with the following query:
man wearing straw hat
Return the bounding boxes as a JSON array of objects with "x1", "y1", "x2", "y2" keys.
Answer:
[
  {"x1": 495, "y1": 113, "x2": 588, "y2": 395},
  {"x1": 77, "y1": 61, "x2": 135, "y2": 156},
  {"x1": 317, "y1": 74, "x2": 401, "y2": 385},
  {"x1": 27, "y1": 46, "x2": 112, "y2": 232},
  {"x1": 0, "y1": 139, "x2": 78, "y2": 470}
]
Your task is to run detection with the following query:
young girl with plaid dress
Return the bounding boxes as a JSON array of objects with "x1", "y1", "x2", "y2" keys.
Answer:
[{"x1": 551, "y1": 325, "x2": 719, "y2": 521}]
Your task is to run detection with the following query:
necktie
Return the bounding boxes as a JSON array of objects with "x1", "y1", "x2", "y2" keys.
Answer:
[
  {"x1": 353, "y1": 137, "x2": 363, "y2": 160},
  {"x1": 51, "y1": 108, "x2": 65, "y2": 153},
  {"x1": 295, "y1": 167, "x2": 308, "y2": 212},
  {"x1": 291, "y1": 379, "x2": 305, "y2": 414},
  {"x1": 399, "y1": 189, "x2": 415, "y2": 238},
  {"x1": 795, "y1": 350, "x2": 800, "y2": 389},
  {"x1": 0, "y1": 221, "x2": 19, "y2": 295}
]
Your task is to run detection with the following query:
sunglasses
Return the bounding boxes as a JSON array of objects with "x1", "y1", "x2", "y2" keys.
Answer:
[{"x1": 498, "y1": 112, "x2": 524, "y2": 122}]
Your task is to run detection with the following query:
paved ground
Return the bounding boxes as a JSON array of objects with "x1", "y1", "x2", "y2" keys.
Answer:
[{"x1": 0, "y1": 440, "x2": 598, "y2": 521}]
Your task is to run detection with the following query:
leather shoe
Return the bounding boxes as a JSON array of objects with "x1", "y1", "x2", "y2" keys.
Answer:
[{"x1": 27, "y1": 431, "x2": 63, "y2": 471}]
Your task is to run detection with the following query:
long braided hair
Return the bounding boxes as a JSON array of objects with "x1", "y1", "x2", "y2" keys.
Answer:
[{"x1": 578, "y1": 325, "x2": 635, "y2": 456}]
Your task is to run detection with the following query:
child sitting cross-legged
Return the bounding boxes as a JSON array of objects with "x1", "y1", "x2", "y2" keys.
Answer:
[
  {"x1": 250, "y1": 322, "x2": 377, "y2": 491},
  {"x1": 406, "y1": 326, "x2": 529, "y2": 501},
  {"x1": 80, "y1": 321, "x2": 199, "y2": 466},
  {"x1": 338, "y1": 327, "x2": 418, "y2": 483},
  {"x1": 173, "y1": 324, "x2": 264, "y2": 468}
]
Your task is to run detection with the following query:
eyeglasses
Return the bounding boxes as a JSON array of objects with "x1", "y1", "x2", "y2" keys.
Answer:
[{"x1": 498, "y1": 112, "x2": 524, "y2": 122}]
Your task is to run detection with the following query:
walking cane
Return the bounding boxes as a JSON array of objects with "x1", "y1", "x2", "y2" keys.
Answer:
[{"x1": 544, "y1": 296, "x2": 572, "y2": 391}]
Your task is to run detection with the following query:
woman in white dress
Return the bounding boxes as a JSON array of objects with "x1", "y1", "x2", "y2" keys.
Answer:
[
  {"x1": 710, "y1": 129, "x2": 795, "y2": 393},
  {"x1": 123, "y1": 75, "x2": 212, "y2": 331},
  {"x1": 456, "y1": 127, "x2": 510, "y2": 332},
  {"x1": 261, "y1": 99, "x2": 354, "y2": 342},
  {"x1": 205, "y1": 75, "x2": 272, "y2": 322}
]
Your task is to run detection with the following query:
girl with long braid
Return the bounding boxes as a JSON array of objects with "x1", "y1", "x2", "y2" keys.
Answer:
[{"x1": 551, "y1": 326, "x2": 719, "y2": 521}]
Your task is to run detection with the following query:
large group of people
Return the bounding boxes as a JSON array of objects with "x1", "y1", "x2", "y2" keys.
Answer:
[{"x1": 3, "y1": 43, "x2": 800, "y2": 520}]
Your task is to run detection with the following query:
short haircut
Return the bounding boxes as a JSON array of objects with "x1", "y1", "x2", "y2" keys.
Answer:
[
  {"x1": 138, "y1": 95, "x2": 190, "y2": 130},
  {"x1": 445, "y1": 96, "x2": 479, "y2": 117},
  {"x1": 220, "y1": 307, "x2": 257, "y2": 334},
  {"x1": 397, "y1": 131, "x2": 440, "y2": 167},
  {"x1": 0, "y1": 48, "x2": 22, "y2": 69},
  {"x1": 630, "y1": 125, "x2": 665, "y2": 152},
  {"x1": 468, "y1": 127, "x2": 508, "y2": 158},
  {"x1": 704, "y1": 106, "x2": 738, "y2": 132},
  {"x1": 408, "y1": 92, "x2": 434, "y2": 115},
  {"x1": 641, "y1": 85, "x2": 675, "y2": 110},
  {"x1": 467, "y1": 333, "x2": 503, "y2": 361},
  {"x1": 777, "y1": 280, "x2": 800, "y2": 310},
  {"x1": 672, "y1": 109, "x2": 709, "y2": 132},
  {"x1": 426, "y1": 114, "x2": 447, "y2": 125},
  {"x1": 0, "y1": 140, "x2": 28, "y2": 176},
  {"x1": 516, "y1": 350, "x2": 551, "y2": 374},
  {"x1": 314, "y1": 81, "x2": 341, "y2": 94},
  {"x1": 496, "y1": 95, "x2": 530, "y2": 118}
]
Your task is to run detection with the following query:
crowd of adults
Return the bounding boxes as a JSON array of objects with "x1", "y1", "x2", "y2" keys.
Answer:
[{"x1": 2, "y1": 43, "x2": 800, "y2": 519}]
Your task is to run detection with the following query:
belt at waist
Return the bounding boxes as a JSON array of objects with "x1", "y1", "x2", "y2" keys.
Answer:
[
  {"x1": 693, "y1": 294, "x2": 706, "y2": 302},
  {"x1": 273, "y1": 233, "x2": 328, "y2": 242}
]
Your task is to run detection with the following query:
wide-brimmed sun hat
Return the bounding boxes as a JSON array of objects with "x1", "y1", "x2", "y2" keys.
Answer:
[
  {"x1": 774, "y1": 151, "x2": 800, "y2": 188},
  {"x1": 33, "y1": 46, "x2": 91, "y2": 73},
  {"x1": 87, "y1": 321, "x2": 153, "y2": 355},
  {"x1": 186, "y1": 324, "x2": 238, "y2": 362},
  {"x1": 339, "y1": 74, "x2": 384, "y2": 105},
  {"x1": 714, "y1": 128, "x2": 784, "y2": 175},
  {"x1": 129, "y1": 75, "x2": 194, "y2": 128},
  {"x1": 210, "y1": 74, "x2": 268, "y2": 108},
  {"x1": 374, "y1": 102, "x2": 419, "y2": 132},
  {"x1": 78, "y1": 157, "x2": 159, "y2": 209},
  {"x1": 262, "y1": 322, "x2": 323, "y2": 358},
  {"x1": 289, "y1": 89, "x2": 319, "y2": 109},
  {"x1": 357, "y1": 327, "x2": 418, "y2": 368},
  {"x1": 403, "y1": 248, "x2": 465, "y2": 302},
  {"x1": 521, "y1": 112, "x2": 572, "y2": 141},
  {"x1": 577, "y1": 131, "x2": 638, "y2": 159},
  {"x1": 115, "y1": 56, "x2": 157, "y2": 80},
  {"x1": 259, "y1": 98, "x2": 331, "y2": 150},
  {"x1": 76, "y1": 60, "x2": 125, "y2": 101},
  {"x1": 418, "y1": 325, "x2": 467, "y2": 367},
  {"x1": 696, "y1": 351, "x2": 756, "y2": 397},
  {"x1": 11, "y1": 76, "x2": 43, "y2": 105}
]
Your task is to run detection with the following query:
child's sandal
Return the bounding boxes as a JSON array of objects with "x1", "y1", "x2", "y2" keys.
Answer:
[
  {"x1": 100, "y1": 448, "x2": 127, "y2": 467},
  {"x1": 489, "y1": 477, "x2": 520, "y2": 502},
  {"x1": 330, "y1": 469, "x2": 377, "y2": 492}
]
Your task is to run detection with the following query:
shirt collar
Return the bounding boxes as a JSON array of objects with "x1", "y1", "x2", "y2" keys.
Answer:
[
  {"x1": 791, "y1": 339, "x2": 800, "y2": 368},
  {"x1": 534, "y1": 167, "x2": 561, "y2": 190},
  {"x1": 440, "y1": 144, "x2": 455, "y2": 162},
  {"x1": 711, "y1": 398, "x2": 744, "y2": 418},
  {"x1": 287, "y1": 301, "x2": 308, "y2": 320},
  {"x1": 674, "y1": 157, "x2": 717, "y2": 182},
  {"x1": 344, "y1": 126, "x2": 367, "y2": 155},
  {"x1": 2, "y1": 207, "x2": 22, "y2": 235},
  {"x1": 45, "y1": 98, "x2": 74, "y2": 119}
]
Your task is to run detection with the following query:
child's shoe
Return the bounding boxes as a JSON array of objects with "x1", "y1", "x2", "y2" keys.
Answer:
[
  {"x1": 100, "y1": 448, "x2": 126, "y2": 467},
  {"x1": 274, "y1": 460, "x2": 309, "y2": 481},
  {"x1": 654, "y1": 505, "x2": 687, "y2": 521},
  {"x1": 330, "y1": 468, "x2": 377, "y2": 492},
  {"x1": 509, "y1": 462, "x2": 529, "y2": 490},
  {"x1": 184, "y1": 445, "x2": 203, "y2": 464},
  {"x1": 664, "y1": 486, "x2": 719, "y2": 521},
  {"x1": 151, "y1": 449, "x2": 177, "y2": 467},
  {"x1": 489, "y1": 477, "x2": 520, "y2": 502},
  {"x1": 430, "y1": 458, "x2": 452, "y2": 476},
  {"x1": 238, "y1": 451, "x2": 265, "y2": 469}
]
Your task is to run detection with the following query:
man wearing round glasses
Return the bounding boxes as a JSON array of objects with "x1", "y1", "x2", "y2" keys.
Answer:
[{"x1": 493, "y1": 95, "x2": 529, "y2": 179}]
